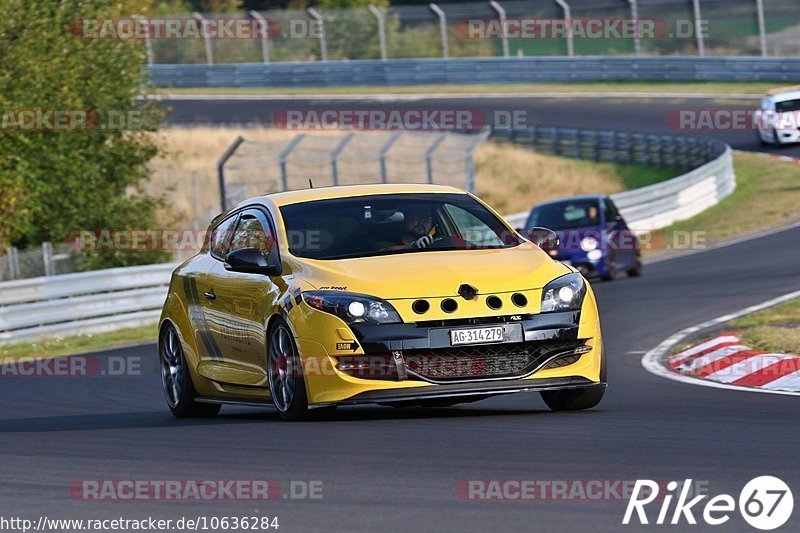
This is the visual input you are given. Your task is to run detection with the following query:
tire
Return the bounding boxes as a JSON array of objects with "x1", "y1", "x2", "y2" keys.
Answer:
[
  {"x1": 541, "y1": 343, "x2": 606, "y2": 411},
  {"x1": 541, "y1": 386, "x2": 605, "y2": 411},
  {"x1": 267, "y1": 318, "x2": 311, "y2": 421},
  {"x1": 626, "y1": 256, "x2": 642, "y2": 277},
  {"x1": 600, "y1": 258, "x2": 616, "y2": 282},
  {"x1": 160, "y1": 324, "x2": 221, "y2": 418}
]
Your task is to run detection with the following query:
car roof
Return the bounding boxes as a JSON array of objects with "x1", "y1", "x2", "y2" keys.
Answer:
[
  {"x1": 242, "y1": 183, "x2": 469, "y2": 208},
  {"x1": 530, "y1": 194, "x2": 608, "y2": 210},
  {"x1": 765, "y1": 85, "x2": 800, "y2": 98}
]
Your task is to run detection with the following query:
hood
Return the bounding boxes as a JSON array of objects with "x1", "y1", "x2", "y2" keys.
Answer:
[{"x1": 290, "y1": 241, "x2": 570, "y2": 300}]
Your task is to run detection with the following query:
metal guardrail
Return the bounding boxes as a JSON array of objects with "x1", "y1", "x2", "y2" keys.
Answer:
[
  {"x1": 0, "y1": 127, "x2": 735, "y2": 344},
  {"x1": 0, "y1": 263, "x2": 178, "y2": 343},
  {"x1": 498, "y1": 127, "x2": 735, "y2": 229},
  {"x1": 148, "y1": 57, "x2": 800, "y2": 88}
]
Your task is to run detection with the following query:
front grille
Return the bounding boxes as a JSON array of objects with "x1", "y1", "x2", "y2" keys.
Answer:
[{"x1": 337, "y1": 340, "x2": 587, "y2": 382}]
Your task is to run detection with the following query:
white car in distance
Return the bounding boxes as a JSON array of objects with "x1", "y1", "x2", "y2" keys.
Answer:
[{"x1": 756, "y1": 86, "x2": 800, "y2": 147}]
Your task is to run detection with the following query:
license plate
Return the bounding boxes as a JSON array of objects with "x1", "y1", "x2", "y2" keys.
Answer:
[{"x1": 450, "y1": 326, "x2": 505, "y2": 346}]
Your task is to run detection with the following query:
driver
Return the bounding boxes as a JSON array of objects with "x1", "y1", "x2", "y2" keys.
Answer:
[{"x1": 376, "y1": 204, "x2": 436, "y2": 251}]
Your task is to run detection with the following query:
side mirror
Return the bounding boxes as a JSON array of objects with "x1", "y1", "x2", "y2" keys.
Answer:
[
  {"x1": 224, "y1": 248, "x2": 281, "y2": 276},
  {"x1": 526, "y1": 227, "x2": 560, "y2": 253}
]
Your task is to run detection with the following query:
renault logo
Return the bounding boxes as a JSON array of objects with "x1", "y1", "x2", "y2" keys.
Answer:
[{"x1": 458, "y1": 284, "x2": 478, "y2": 300}]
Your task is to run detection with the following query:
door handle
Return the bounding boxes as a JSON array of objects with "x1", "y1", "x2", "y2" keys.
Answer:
[{"x1": 204, "y1": 290, "x2": 216, "y2": 300}]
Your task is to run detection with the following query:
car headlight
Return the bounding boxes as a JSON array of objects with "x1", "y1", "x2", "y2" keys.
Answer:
[
  {"x1": 541, "y1": 273, "x2": 587, "y2": 313},
  {"x1": 580, "y1": 236, "x2": 599, "y2": 252},
  {"x1": 302, "y1": 291, "x2": 402, "y2": 325}
]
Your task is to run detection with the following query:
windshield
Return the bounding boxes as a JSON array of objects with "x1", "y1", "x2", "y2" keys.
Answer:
[
  {"x1": 526, "y1": 199, "x2": 601, "y2": 230},
  {"x1": 280, "y1": 193, "x2": 521, "y2": 260},
  {"x1": 776, "y1": 99, "x2": 800, "y2": 113}
]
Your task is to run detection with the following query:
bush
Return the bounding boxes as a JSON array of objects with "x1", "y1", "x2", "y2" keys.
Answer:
[{"x1": 0, "y1": 0, "x2": 170, "y2": 268}]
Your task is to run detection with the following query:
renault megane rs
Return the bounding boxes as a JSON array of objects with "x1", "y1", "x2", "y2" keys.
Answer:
[{"x1": 159, "y1": 184, "x2": 606, "y2": 421}]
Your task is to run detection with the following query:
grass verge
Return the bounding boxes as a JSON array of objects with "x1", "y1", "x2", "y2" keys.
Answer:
[
  {"x1": 154, "y1": 81, "x2": 773, "y2": 97},
  {"x1": 643, "y1": 152, "x2": 800, "y2": 259},
  {"x1": 730, "y1": 298, "x2": 800, "y2": 355},
  {"x1": 0, "y1": 324, "x2": 157, "y2": 359}
]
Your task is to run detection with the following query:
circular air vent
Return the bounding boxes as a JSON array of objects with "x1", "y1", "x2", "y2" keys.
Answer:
[
  {"x1": 486, "y1": 295, "x2": 503, "y2": 310},
  {"x1": 441, "y1": 298, "x2": 458, "y2": 313},
  {"x1": 412, "y1": 299, "x2": 430, "y2": 314},
  {"x1": 511, "y1": 292, "x2": 528, "y2": 308}
]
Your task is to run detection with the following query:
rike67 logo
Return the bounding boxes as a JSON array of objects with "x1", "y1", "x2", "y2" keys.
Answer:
[{"x1": 623, "y1": 476, "x2": 793, "y2": 530}]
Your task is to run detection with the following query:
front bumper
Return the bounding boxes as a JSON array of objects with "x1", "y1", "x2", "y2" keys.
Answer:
[
  {"x1": 338, "y1": 377, "x2": 604, "y2": 406},
  {"x1": 296, "y1": 307, "x2": 603, "y2": 405},
  {"x1": 550, "y1": 249, "x2": 609, "y2": 278}
]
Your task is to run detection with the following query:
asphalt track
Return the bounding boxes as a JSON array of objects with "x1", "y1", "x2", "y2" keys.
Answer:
[
  {"x1": 2, "y1": 97, "x2": 799, "y2": 532},
  {"x1": 162, "y1": 94, "x2": 800, "y2": 158},
  {"x1": 3, "y1": 224, "x2": 800, "y2": 532}
]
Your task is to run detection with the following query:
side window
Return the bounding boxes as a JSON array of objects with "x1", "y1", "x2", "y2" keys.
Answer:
[
  {"x1": 210, "y1": 215, "x2": 237, "y2": 259},
  {"x1": 230, "y1": 212, "x2": 276, "y2": 261},
  {"x1": 443, "y1": 204, "x2": 503, "y2": 247},
  {"x1": 604, "y1": 199, "x2": 621, "y2": 223}
]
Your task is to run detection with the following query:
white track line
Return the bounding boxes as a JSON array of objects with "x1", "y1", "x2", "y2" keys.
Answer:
[{"x1": 641, "y1": 289, "x2": 800, "y2": 397}]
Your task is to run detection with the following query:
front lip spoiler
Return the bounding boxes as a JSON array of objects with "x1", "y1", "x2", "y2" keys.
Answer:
[
  {"x1": 336, "y1": 377, "x2": 604, "y2": 406},
  {"x1": 194, "y1": 378, "x2": 605, "y2": 409}
]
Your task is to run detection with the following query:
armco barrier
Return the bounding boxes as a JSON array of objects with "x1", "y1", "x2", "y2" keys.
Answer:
[
  {"x1": 148, "y1": 56, "x2": 800, "y2": 88},
  {"x1": 0, "y1": 263, "x2": 178, "y2": 343},
  {"x1": 0, "y1": 129, "x2": 734, "y2": 344},
  {"x1": 497, "y1": 127, "x2": 734, "y2": 230}
]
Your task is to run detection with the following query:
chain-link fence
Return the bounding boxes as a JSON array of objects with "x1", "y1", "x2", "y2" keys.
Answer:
[
  {"x1": 0, "y1": 243, "x2": 78, "y2": 281},
  {"x1": 219, "y1": 130, "x2": 490, "y2": 210},
  {"x1": 137, "y1": 0, "x2": 800, "y2": 65}
]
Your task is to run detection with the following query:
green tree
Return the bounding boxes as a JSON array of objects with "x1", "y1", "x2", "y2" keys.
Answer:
[{"x1": 0, "y1": 0, "x2": 169, "y2": 268}]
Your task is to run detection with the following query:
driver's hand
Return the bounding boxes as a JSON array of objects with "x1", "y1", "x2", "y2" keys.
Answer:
[{"x1": 411, "y1": 235, "x2": 434, "y2": 249}]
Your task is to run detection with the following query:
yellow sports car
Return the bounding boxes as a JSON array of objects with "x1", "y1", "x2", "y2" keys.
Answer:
[{"x1": 159, "y1": 184, "x2": 606, "y2": 421}]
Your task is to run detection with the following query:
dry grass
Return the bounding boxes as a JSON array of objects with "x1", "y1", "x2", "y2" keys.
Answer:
[
  {"x1": 731, "y1": 298, "x2": 800, "y2": 355},
  {"x1": 643, "y1": 152, "x2": 800, "y2": 259},
  {"x1": 476, "y1": 142, "x2": 626, "y2": 214},
  {"x1": 150, "y1": 126, "x2": 676, "y2": 226}
]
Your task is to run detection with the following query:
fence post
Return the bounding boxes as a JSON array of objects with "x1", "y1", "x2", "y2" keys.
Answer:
[
  {"x1": 378, "y1": 131, "x2": 402, "y2": 183},
  {"x1": 330, "y1": 133, "x2": 355, "y2": 186},
  {"x1": 368, "y1": 5, "x2": 388, "y2": 61},
  {"x1": 627, "y1": 0, "x2": 641, "y2": 57},
  {"x1": 192, "y1": 171, "x2": 201, "y2": 230},
  {"x1": 692, "y1": 0, "x2": 705, "y2": 57},
  {"x1": 553, "y1": 0, "x2": 574, "y2": 57},
  {"x1": 42, "y1": 242, "x2": 54, "y2": 277},
  {"x1": 7, "y1": 247, "x2": 19, "y2": 280},
  {"x1": 134, "y1": 15, "x2": 154, "y2": 65},
  {"x1": 465, "y1": 130, "x2": 490, "y2": 193},
  {"x1": 279, "y1": 134, "x2": 306, "y2": 192},
  {"x1": 425, "y1": 133, "x2": 448, "y2": 184},
  {"x1": 755, "y1": 0, "x2": 768, "y2": 57},
  {"x1": 429, "y1": 3, "x2": 449, "y2": 58},
  {"x1": 193, "y1": 13, "x2": 214, "y2": 65},
  {"x1": 250, "y1": 10, "x2": 270, "y2": 63},
  {"x1": 217, "y1": 135, "x2": 245, "y2": 211},
  {"x1": 307, "y1": 8, "x2": 328, "y2": 61},
  {"x1": 489, "y1": 1, "x2": 509, "y2": 58}
]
